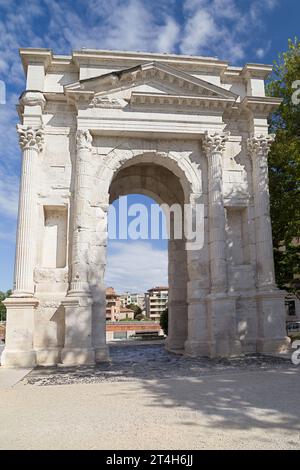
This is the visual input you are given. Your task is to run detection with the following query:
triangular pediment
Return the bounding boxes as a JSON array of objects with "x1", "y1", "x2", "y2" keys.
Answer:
[{"x1": 64, "y1": 62, "x2": 238, "y2": 110}]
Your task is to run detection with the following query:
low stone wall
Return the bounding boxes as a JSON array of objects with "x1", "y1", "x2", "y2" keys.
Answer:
[{"x1": 106, "y1": 321, "x2": 163, "y2": 341}]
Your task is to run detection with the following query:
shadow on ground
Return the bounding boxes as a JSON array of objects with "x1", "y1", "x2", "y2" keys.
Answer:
[{"x1": 22, "y1": 343, "x2": 300, "y2": 438}]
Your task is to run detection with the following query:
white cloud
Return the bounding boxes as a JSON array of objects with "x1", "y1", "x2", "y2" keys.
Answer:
[
  {"x1": 256, "y1": 40, "x2": 272, "y2": 60},
  {"x1": 180, "y1": 9, "x2": 217, "y2": 56},
  {"x1": 105, "y1": 241, "x2": 168, "y2": 293},
  {"x1": 155, "y1": 16, "x2": 180, "y2": 53},
  {"x1": 180, "y1": 0, "x2": 278, "y2": 61}
]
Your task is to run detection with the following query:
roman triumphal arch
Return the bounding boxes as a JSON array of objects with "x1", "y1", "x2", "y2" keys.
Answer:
[{"x1": 2, "y1": 48, "x2": 289, "y2": 367}]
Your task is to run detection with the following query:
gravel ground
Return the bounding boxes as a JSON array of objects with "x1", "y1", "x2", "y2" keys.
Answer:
[
  {"x1": 23, "y1": 342, "x2": 292, "y2": 386},
  {"x1": 1, "y1": 343, "x2": 299, "y2": 450}
]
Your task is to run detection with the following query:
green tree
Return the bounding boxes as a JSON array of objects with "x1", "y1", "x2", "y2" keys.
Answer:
[
  {"x1": 267, "y1": 38, "x2": 300, "y2": 292},
  {"x1": 160, "y1": 308, "x2": 168, "y2": 336},
  {"x1": 0, "y1": 290, "x2": 12, "y2": 321},
  {"x1": 126, "y1": 303, "x2": 143, "y2": 320}
]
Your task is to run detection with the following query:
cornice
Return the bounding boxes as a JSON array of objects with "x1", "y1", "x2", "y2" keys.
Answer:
[
  {"x1": 72, "y1": 49, "x2": 229, "y2": 74},
  {"x1": 241, "y1": 96, "x2": 282, "y2": 115},
  {"x1": 241, "y1": 63, "x2": 273, "y2": 80},
  {"x1": 64, "y1": 89, "x2": 94, "y2": 105},
  {"x1": 19, "y1": 48, "x2": 53, "y2": 73},
  {"x1": 19, "y1": 48, "x2": 276, "y2": 88},
  {"x1": 129, "y1": 92, "x2": 235, "y2": 110}
]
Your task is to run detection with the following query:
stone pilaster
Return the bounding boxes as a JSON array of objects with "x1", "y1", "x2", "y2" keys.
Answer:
[
  {"x1": 69, "y1": 129, "x2": 93, "y2": 295},
  {"x1": 1, "y1": 125, "x2": 43, "y2": 367},
  {"x1": 203, "y1": 131, "x2": 229, "y2": 294},
  {"x1": 61, "y1": 129, "x2": 98, "y2": 366},
  {"x1": 202, "y1": 131, "x2": 241, "y2": 357},
  {"x1": 165, "y1": 238, "x2": 188, "y2": 353},
  {"x1": 247, "y1": 134, "x2": 276, "y2": 291},
  {"x1": 248, "y1": 134, "x2": 289, "y2": 354},
  {"x1": 14, "y1": 125, "x2": 44, "y2": 296}
]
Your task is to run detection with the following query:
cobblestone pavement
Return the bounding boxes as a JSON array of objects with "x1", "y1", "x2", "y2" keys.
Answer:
[{"x1": 22, "y1": 342, "x2": 293, "y2": 386}]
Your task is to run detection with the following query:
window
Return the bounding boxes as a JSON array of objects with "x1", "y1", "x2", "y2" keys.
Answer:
[{"x1": 113, "y1": 331, "x2": 127, "y2": 340}]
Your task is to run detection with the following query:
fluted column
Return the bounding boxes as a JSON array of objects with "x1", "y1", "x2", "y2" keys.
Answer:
[
  {"x1": 248, "y1": 134, "x2": 276, "y2": 290},
  {"x1": 69, "y1": 129, "x2": 93, "y2": 295},
  {"x1": 203, "y1": 131, "x2": 229, "y2": 294},
  {"x1": 14, "y1": 125, "x2": 44, "y2": 296}
]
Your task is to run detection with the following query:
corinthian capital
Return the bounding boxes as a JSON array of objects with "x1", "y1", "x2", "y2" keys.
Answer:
[
  {"x1": 17, "y1": 125, "x2": 44, "y2": 152},
  {"x1": 247, "y1": 134, "x2": 275, "y2": 159},
  {"x1": 203, "y1": 131, "x2": 230, "y2": 155},
  {"x1": 76, "y1": 129, "x2": 93, "y2": 151}
]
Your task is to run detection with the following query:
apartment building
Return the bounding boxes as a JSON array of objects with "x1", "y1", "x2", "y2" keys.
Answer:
[
  {"x1": 106, "y1": 287, "x2": 135, "y2": 321},
  {"x1": 120, "y1": 292, "x2": 145, "y2": 311},
  {"x1": 145, "y1": 286, "x2": 168, "y2": 321}
]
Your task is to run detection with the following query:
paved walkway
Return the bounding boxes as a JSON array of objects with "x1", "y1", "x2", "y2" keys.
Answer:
[
  {"x1": 0, "y1": 344, "x2": 299, "y2": 449},
  {"x1": 0, "y1": 367, "x2": 32, "y2": 388}
]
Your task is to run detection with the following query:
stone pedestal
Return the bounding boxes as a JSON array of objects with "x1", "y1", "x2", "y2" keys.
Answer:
[
  {"x1": 256, "y1": 290, "x2": 290, "y2": 353},
  {"x1": 165, "y1": 301, "x2": 187, "y2": 353},
  {"x1": 208, "y1": 293, "x2": 242, "y2": 357},
  {"x1": 60, "y1": 296, "x2": 96, "y2": 366},
  {"x1": 1, "y1": 297, "x2": 38, "y2": 367},
  {"x1": 35, "y1": 348, "x2": 61, "y2": 366},
  {"x1": 184, "y1": 298, "x2": 211, "y2": 357},
  {"x1": 91, "y1": 291, "x2": 109, "y2": 363},
  {"x1": 166, "y1": 239, "x2": 187, "y2": 353}
]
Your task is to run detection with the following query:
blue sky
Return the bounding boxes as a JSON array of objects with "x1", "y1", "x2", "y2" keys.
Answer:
[{"x1": 0, "y1": 0, "x2": 299, "y2": 293}]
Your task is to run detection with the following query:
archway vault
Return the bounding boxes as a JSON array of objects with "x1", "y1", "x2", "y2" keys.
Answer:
[
  {"x1": 98, "y1": 148, "x2": 203, "y2": 205},
  {"x1": 107, "y1": 155, "x2": 192, "y2": 354}
]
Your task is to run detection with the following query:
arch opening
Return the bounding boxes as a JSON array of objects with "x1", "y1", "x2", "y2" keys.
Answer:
[{"x1": 105, "y1": 159, "x2": 190, "y2": 352}]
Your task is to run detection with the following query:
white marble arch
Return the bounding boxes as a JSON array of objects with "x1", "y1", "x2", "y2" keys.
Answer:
[{"x1": 1, "y1": 48, "x2": 290, "y2": 367}]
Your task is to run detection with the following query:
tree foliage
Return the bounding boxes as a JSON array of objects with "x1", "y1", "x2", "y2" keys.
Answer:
[
  {"x1": 160, "y1": 308, "x2": 168, "y2": 336},
  {"x1": 126, "y1": 303, "x2": 143, "y2": 319},
  {"x1": 0, "y1": 290, "x2": 12, "y2": 321},
  {"x1": 267, "y1": 38, "x2": 300, "y2": 292}
]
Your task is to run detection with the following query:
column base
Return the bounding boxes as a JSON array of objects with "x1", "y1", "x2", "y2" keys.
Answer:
[
  {"x1": 95, "y1": 346, "x2": 110, "y2": 362},
  {"x1": 2, "y1": 296, "x2": 38, "y2": 368},
  {"x1": 257, "y1": 337, "x2": 291, "y2": 354},
  {"x1": 61, "y1": 295, "x2": 95, "y2": 366},
  {"x1": 184, "y1": 340, "x2": 211, "y2": 357},
  {"x1": 36, "y1": 348, "x2": 61, "y2": 366},
  {"x1": 165, "y1": 336, "x2": 186, "y2": 354},
  {"x1": 256, "y1": 289, "x2": 290, "y2": 354},
  {"x1": 1, "y1": 349, "x2": 36, "y2": 368},
  {"x1": 210, "y1": 339, "x2": 242, "y2": 358},
  {"x1": 60, "y1": 348, "x2": 95, "y2": 366},
  {"x1": 208, "y1": 293, "x2": 242, "y2": 357}
]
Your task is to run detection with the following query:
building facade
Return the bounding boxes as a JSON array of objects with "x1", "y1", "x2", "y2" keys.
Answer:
[
  {"x1": 106, "y1": 287, "x2": 134, "y2": 321},
  {"x1": 120, "y1": 292, "x2": 145, "y2": 311},
  {"x1": 145, "y1": 287, "x2": 168, "y2": 321},
  {"x1": 2, "y1": 48, "x2": 290, "y2": 367}
]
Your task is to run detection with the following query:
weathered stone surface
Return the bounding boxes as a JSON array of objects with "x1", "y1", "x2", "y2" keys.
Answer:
[{"x1": 1, "y1": 48, "x2": 289, "y2": 367}]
